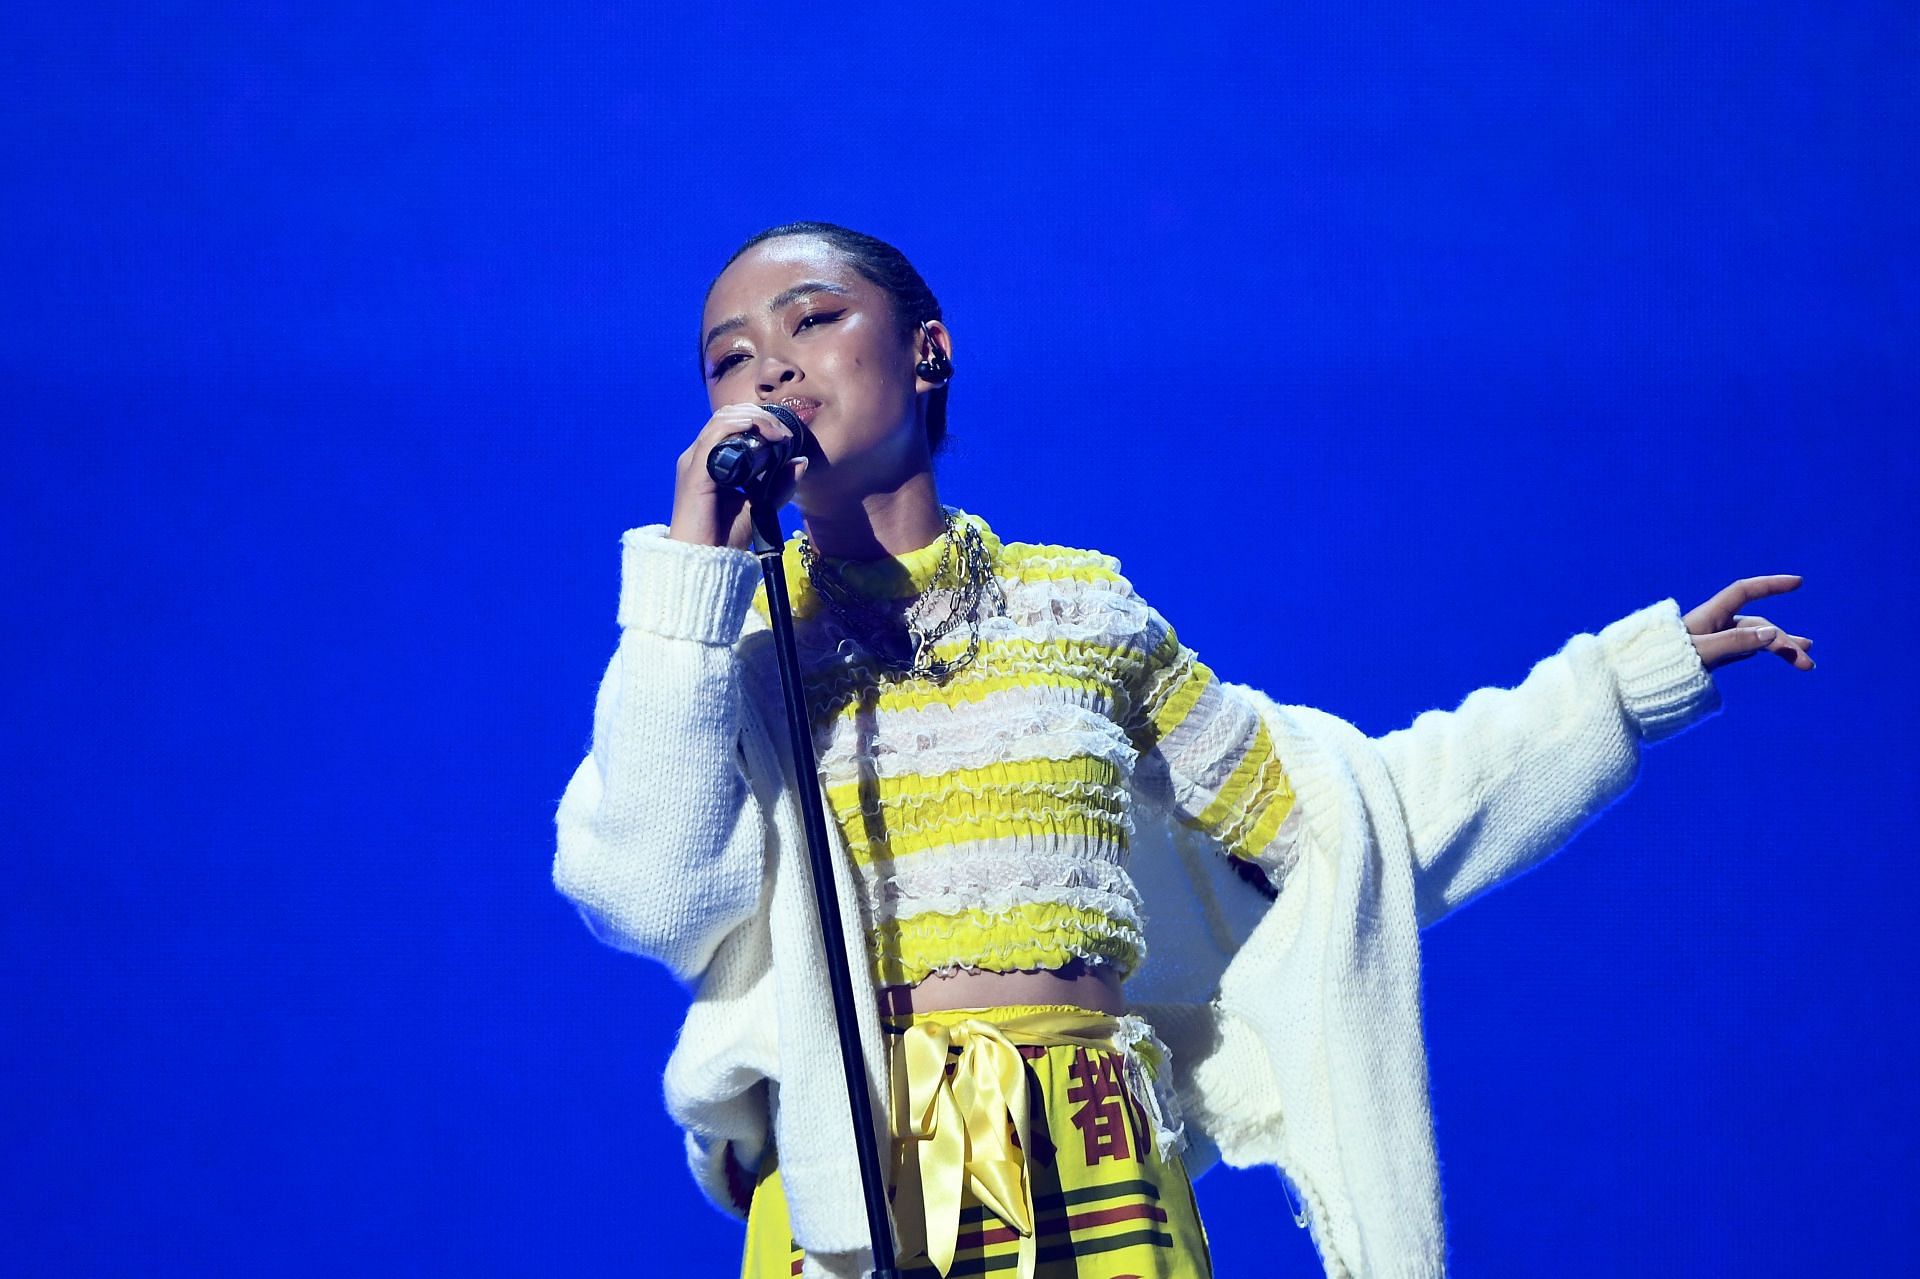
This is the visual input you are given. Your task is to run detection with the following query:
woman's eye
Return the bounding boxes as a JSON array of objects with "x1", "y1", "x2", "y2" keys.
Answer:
[{"x1": 709, "y1": 311, "x2": 844, "y2": 379}]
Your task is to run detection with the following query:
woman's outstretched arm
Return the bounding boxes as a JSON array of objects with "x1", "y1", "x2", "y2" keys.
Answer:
[
  {"x1": 1377, "y1": 575, "x2": 1810, "y2": 928},
  {"x1": 1119, "y1": 584, "x2": 1307, "y2": 896},
  {"x1": 551, "y1": 526, "x2": 773, "y2": 983}
]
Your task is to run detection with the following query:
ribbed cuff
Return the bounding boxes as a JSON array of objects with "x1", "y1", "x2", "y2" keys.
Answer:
[
  {"x1": 616, "y1": 524, "x2": 760, "y2": 644},
  {"x1": 1598, "y1": 597, "x2": 1723, "y2": 744}
]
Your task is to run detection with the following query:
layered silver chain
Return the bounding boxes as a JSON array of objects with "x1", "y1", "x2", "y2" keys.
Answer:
[{"x1": 796, "y1": 509, "x2": 1007, "y2": 683}]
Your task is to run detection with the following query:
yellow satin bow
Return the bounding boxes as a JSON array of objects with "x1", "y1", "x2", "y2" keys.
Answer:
[{"x1": 886, "y1": 1008, "x2": 1131, "y2": 1279}]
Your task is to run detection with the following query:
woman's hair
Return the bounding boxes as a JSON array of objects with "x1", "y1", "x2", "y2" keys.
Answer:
[{"x1": 702, "y1": 221, "x2": 951, "y2": 458}]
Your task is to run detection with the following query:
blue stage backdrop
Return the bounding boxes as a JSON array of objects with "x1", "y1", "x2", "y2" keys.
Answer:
[{"x1": 5, "y1": 3, "x2": 1913, "y2": 1274}]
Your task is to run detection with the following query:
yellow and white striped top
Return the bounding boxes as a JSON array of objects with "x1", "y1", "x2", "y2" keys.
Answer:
[{"x1": 747, "y1": 506, "x2": 1303, "y2": 989}]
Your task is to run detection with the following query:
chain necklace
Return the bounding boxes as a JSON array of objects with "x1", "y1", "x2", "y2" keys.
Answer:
[{"x1": 796, "y1": 508, "x2": 1007, "y2": 683}]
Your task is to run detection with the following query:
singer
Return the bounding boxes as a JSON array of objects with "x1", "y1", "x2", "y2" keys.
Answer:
[{"x1": 551, "y1": 221, "x2": 1813, "y2": 1279}]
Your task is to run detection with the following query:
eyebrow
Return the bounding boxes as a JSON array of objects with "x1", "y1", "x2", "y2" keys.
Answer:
[{"x1": 703, "y1": 281, "x2": 853, "y2": 355}]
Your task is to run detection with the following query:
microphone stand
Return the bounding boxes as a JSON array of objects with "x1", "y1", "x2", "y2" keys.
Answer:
[{"x1": 741, "y1": 468, "x2": 901, "y2": 1279}]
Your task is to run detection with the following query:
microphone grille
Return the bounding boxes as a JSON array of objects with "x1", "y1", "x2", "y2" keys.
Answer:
[{"x1": 760, "y1": 403, "x2": 805, "y2": 434}]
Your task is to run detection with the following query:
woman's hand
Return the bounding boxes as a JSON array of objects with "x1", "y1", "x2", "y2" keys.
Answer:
[
  {"x1": 1683, "y1": 575, "x2": 1815, "y2": 674},
  {"x1": 668, "y1": 403, "x2": 810, "y2": 550}
]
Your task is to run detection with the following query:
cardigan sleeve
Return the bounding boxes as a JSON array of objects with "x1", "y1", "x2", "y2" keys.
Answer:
[
  {"x1": 1117, "y1": 585, "x2": 1306, "y2": 895},
  {"x1": 1373, "y1": 596, "x2": 1723, "y2": 929},
  {"x1": 551, "y1": 524, "x2": 773, "y2": 983}
]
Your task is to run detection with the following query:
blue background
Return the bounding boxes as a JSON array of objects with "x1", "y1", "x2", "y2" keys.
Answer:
[{"x1": 5, "y1": 3, "x2": 1913, "y2": 1274}]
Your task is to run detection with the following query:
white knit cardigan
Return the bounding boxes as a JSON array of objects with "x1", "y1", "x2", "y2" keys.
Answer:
[{"x1": 552, "y1": 524, "x2": 1724, "y2": 1279}]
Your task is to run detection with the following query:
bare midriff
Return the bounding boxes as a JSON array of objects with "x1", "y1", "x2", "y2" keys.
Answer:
[{"x1": 878, "y1": 957, "x2": 1125, "y2": 1016}]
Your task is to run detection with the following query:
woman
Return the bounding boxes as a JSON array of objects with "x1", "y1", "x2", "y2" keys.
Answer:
[{"x1": 552, "y1": 221, "x2": 1813, "y2": 1279}]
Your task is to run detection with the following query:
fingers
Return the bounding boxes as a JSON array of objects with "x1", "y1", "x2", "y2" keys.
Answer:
[
  {"x1": 717, "y1": 404, "x2": 798, "y2": 453},
  {"x1": 1746, "y1": 573, "x2": 1805, "y2": 595},
  {"x1": 690, "y1": 403, "x2": 796, "y2": 453},
  {"x1": 1688, "y1": 575, "x2": 1807, "y2": 638},
  {"x1": 1700, "y1": 616, "x2": 1816, "y2": 673},
  {"x1": 1718, "y1": 574, "x2": 1805, "y2": 611},
  {"x1": 763, "y1": 455, "x2": 810, "y2": 509},
  {"x1": 1773, "y1": 631, "x2": 1816, "y2": 669},
  {"x1": 679, "y1": 404, "x2": 801, "y2": 488},
  {"x1": 1735, "y1": 616, "x2": 1812, "y2": 649}
]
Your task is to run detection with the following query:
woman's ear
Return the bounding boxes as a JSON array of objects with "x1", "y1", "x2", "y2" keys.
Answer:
[{"x1": 913, "y1": 320, "x2": 954, "y2": 393}]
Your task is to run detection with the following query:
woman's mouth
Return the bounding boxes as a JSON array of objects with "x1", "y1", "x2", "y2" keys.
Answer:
[
  {"x1": 768, "y1": 391, "x2": 821, "y2": 426},
  {"x1": 775, "y1": 396, "x2": 822, "y2": 427}
]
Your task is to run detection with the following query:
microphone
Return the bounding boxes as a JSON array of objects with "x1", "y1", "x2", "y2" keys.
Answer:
[{"x1": 706, "y1": 403, "x2": 808, "y2": 490}]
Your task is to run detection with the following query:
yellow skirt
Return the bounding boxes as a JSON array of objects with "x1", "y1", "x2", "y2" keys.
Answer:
[{"x1": 740, "y1": 1004, "x2": 1213, "y2": 1279}]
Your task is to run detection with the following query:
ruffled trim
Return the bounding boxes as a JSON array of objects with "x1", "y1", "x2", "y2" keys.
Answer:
[
  {"x1": 1113, "y1": 1014, "x2": 1189, "y2": 1161},
  {"x1": 1137, "y1": 658, "x2": 1308, "y2": 893},
  {"x1": 831, "y1": 808, "x2": 1132, "y2": 866},
  {"x1": 992, "y1": 579, "x2": 1152, "y2": 644},
  {"x1": 880, "y1": 876, "x2": 1144, "y2": 931},
  {"x1": 753, "y1": 573, "x2": 1155, "y2": 661},
  {"x1": 1162, "y1": 719, "x2": 1286, "y2": 811},
  {"x1": 749, "y1": 506, "x2": 1002, "y2": 621},
  {"x1": 1136, "y1": 647, "x2": 1224, "y2": 745},
  {"x1": 814, "y1": 697, "x2": 1138, "y2": 780},
  {"x1": 1169, "y1": 746, "x2": 1296, "y2": 850},
  {"x1": 826, "y1": 770, "x2": 1128, "y2": 819},
  {"x1": 835, "y1": 801, "x2": 1129, "y2": 854},
  {"x1": 801, "y1": 642, "x2": 1141, "y2": 709},
  {"x1": 871, "y1": 902, "x2": 1146, "y2": 986},
  {"x1": 874, "y1": 936, "x2": 1143, "y2": 987},
  {"x1": 860, "y1": 839, "x2": 1133, "y2": 902},
  {"x1": 1236, "y1": 791, "x2": 1307, "y2": 891},
  {"x1": 995, "y1": 542, "x2": 1123, "y2": 576}
]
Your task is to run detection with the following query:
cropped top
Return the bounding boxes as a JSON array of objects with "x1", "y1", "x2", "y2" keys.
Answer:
[{"x1": 745, "y1": 506, "x2": 1304, "y2": 988}]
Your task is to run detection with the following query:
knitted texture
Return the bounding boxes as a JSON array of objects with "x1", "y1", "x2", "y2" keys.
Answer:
[
  {"x1": 552, "y1": 510, "x2": 1724, "y2": 1279},
  {"x1": 554, "y1": 530, "x2": 768, "y2": 981}
]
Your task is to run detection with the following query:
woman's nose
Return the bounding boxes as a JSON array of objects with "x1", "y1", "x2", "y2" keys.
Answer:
[{"x1": 756, "y1": 354, "x2": 799, "y2": 394}]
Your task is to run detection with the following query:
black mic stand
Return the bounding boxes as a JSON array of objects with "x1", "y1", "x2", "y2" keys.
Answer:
[{"x1": 740, "y1": 465, "x2": 901, "y2": 1279}]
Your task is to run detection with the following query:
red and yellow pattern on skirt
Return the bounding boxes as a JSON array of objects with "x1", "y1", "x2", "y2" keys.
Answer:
[{"x1": 740, "y1": 1004, "x2": 1213, "y2": 1279}]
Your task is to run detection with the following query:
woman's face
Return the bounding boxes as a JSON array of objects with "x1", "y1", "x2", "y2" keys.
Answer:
[{"x1": 700, "y1": 235, "x2": 946, "y2": 497}]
